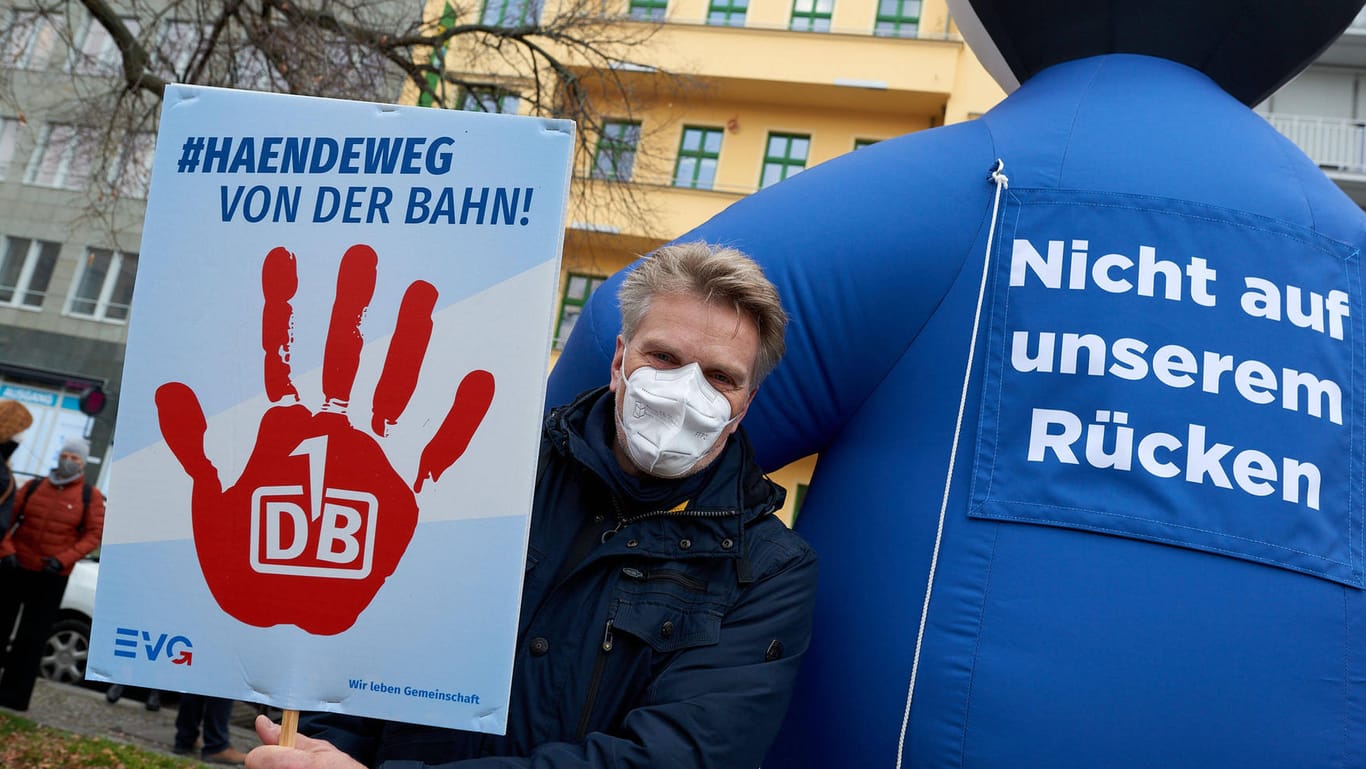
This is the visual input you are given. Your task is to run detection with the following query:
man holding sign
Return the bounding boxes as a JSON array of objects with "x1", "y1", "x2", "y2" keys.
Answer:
[{"x1": 248, "y1": 242, "x2": 818, "y2": 769}]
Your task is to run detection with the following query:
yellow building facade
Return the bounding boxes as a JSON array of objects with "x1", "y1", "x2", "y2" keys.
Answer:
[{"x1": 430, "y1": 0, "x2": 1005, "y2": 519}]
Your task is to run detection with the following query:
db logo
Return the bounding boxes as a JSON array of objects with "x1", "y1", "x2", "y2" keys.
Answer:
[
  {"x1": 251, "y1": 436, "x2": 377, "y2": 579},
  {"x1": 114, "y1": 627, "x2": 194, "y2": 665}
]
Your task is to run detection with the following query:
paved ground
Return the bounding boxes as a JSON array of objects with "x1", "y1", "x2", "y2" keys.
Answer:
[{"x1": 6, "y1": 678, "x2": 265, "y2": 761}]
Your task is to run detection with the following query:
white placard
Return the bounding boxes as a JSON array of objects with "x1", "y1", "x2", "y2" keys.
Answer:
[{"x1": 88, "y1": 85, "x2": 574, "y2": 735}]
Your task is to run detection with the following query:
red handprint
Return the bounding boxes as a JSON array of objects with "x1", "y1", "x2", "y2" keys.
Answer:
[{"x1": 155, "y1": 244, "x2": 494, "y2": 636}]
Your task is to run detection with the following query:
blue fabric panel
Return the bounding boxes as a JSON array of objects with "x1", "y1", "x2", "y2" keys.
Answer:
[
  {"x1": 949, "y1": 523, "x2": 1351, "y2": 769},
  {"x1": 970, "y1": 188, "x2": 1363, "y2": 586}
]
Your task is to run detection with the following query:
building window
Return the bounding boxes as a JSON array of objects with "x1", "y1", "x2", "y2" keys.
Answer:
[
  {"x1": 2, "y1": 10, "x2": 58, "y2": 70},
  {"x1": 555, "y1": 273, "x2": 607, "y2": 349},
  {"x1": 792, "y1": 482, "x2": 809, "y2": 523},
  {"x1": 673, "y1": 126, "x2": 722, "y2": 190},
  {"x1": 68, "y1": 248, "x2": 137, "y2": 322},
  {"x1": 0, "y1": 236, "x2": 60, "y2": 309},
  {"x1": 760, "y1": 133, "x2": 809, "y2": 188},
  {"x1": 790, "y1": 0, "x2": 832, "y2": 31},
  {"x1": 70, "y1": 16, "x2": 141, "y2": 76},
  {"x1": 481, "y1": 0, "x2": 544, "y2": 27},
  {"x1": 24, "y1": 124, "x2": 93, "y2": 190},
  {"x1": 629, "y1": 0, "x2": 668, "y2": 20},
  {"x1": 592, "y1": 121, "x2": 641, "y2": 181},
  {"x1": 874, "y1": 0, "x2": 919, "y2": 37},
  {"x1": 0, "y1": 118, "x2": 21, "y2": 180},
  {"x1": 707, "y1": 0, "x2": 748, "y2": 26},
  {"x1": 459, "y1": 87, "x2": 521, "y2": 114},
  {"x1": 112, "y1": 131, "x2": 156, "y2": 199},
  {"x1": 854, "y1": 138, "x2": 880, "y2": 150}
]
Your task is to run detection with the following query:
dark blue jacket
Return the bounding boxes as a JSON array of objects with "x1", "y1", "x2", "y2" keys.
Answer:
[{"x1": 304, "y1": 386, "x2": 818, "y2": 768}]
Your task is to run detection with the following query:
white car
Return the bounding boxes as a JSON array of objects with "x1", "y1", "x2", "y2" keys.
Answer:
[{"x1": 41, "y1": 557, "x2": 98, "y2": 684}]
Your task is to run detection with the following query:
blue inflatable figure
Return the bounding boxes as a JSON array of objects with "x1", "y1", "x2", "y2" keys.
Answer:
[{"x1": 549, "y1": 2, "x2": 1366, "y2": 766}]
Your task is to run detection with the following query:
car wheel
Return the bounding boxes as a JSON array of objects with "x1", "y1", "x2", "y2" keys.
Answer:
[{"x1": 40, "y1": 617, "x2": 91, "y2": 684}]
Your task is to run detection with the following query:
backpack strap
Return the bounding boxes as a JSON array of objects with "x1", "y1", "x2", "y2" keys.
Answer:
[
  {"x1": 6, "y1": 478, "x2": 39, "y2": 535},
  {"x1": 18, "y1": 478, "x2": 38, "y2": 512}
]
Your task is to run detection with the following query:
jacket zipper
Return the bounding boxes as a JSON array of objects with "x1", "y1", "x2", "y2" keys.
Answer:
[
  {"x1": 601, "y1": 506, "x2": 737, "y2": 544},
  {"x1": 576, "y1": 618, "x2": 615, "y2": 738},
  {"x1": 621, "y1": 566, "x2": 707, "y2": 593}
]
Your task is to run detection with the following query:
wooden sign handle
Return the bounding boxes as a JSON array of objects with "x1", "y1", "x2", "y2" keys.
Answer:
[{"x1": 280, "y1": 709, "x2": 300, "y2": 748}]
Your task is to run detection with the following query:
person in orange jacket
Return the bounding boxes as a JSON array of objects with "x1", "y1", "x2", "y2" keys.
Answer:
[{"x1": 0, "y1": 437, "x2": 105, "y2": 710}]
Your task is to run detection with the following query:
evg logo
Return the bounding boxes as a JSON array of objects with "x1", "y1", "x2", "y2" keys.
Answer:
[{"x1": 113, "y1": 627, "x2": 193, "y2": 665}]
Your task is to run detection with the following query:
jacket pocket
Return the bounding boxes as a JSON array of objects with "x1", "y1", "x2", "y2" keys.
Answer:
[{"x1": 611, "y1": 566, "x2": 729, "y2": 652}]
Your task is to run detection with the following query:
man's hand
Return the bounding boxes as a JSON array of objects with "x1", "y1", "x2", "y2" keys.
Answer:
[
  {"x1": 0, "y1": 555, "x2": 16, "y2": 571},
  {"x1": 246, "y1": 715, "x2": 366, "y2": 769},
  {"x1": 42, "y1": 556, "x2": 62, "y2": 573}
]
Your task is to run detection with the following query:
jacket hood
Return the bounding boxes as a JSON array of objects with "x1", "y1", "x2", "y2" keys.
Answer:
[{"x1": 948, "y1": 0, "x2": 1366, "y2": 106}]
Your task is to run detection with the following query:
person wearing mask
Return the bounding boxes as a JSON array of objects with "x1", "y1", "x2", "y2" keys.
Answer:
[
  {"x1": 246, "y1": 242, "x2": 819, "y2": 769},
  {"x1": 0, "y1": 438, "x2": 105, "y2": 710}
]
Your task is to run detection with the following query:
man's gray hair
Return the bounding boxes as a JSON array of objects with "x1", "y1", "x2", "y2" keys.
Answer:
[{"x1": 618, "y1": 241, "x2": 787, "y2": 383}]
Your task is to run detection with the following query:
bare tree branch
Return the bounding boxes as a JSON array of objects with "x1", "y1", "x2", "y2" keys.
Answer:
[
  {"x1": 77, "y1": 0, "x2": 167, "y2": 94},
  {"x1": 2, "y1": 0, "x2": 692, "y2": 239}
]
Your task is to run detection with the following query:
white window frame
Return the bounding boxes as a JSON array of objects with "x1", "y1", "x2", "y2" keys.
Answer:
[
  {"x1": 69, "y1": 16, "x2": 141, "y2": 76},
  {"x1": 0, "y1": 236, "x2": 61, "y2": 310},
  {"x1": 0, "y1": 118, "x2": 22, "y2": 180},
  {"x1": 2, "y1": 10, "x2": 59, "y2": 70},
  {"x1": 66, "y1": 248, "x2": 137, "y2": 323},
  {"x1": 110, "y1": 131, "x2": 156, "y2": 199},
  {"x1": 24, "y1": 124, "x2": 94, "y2": 190}
]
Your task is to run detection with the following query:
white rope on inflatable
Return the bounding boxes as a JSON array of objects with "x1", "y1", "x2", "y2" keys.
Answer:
[{"x1": 895, "y1": 158, "x2": 1009, "y2": 768}]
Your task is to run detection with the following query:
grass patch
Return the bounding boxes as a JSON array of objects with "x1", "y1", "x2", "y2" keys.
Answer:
[{"x1": 0, "y1": 711, "x2": 200, "y2": 768}]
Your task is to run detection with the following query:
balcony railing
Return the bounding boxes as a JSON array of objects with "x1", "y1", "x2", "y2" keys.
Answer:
[{"x1": 1264, "y1": 112, "x2": 1366, "y2": 174}]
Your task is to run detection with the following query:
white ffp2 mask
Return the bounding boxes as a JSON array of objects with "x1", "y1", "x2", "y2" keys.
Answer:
[{"x1": 618, "y1": 363, "x2": 737, "y2": 478}]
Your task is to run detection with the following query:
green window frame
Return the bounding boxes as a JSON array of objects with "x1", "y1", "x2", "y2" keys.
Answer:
[
  {"x1": 480, "y1": 0, "x2": 543, "y2": 27},
  {"x1": 672, "y1": 126, "x2": 722, "y2": 190},
  {"x1": 854, "y1": 138, "x2": 879, "y2": 150},
  {"x1": 790, "y1": 0, "x2": 832, "y2": 32},
  {"x1": 629, "y1": 0, "x2": 668, "y2": 20},
  {"x1": 707, "y1": 0, "x2": 748, "y2": 27},
  {"x1": 791, "y1": 482, "x2": 809, "y2": 524},
  {"x1": 760, "y1": 132, "x2": 809, "y2": 189},
  {"x1": 419, "y1": 2, "x2": 458, "y2": 107},
  {"x1": 592, "y1": 121, "x2": 642, "y2": 181},
  {"x1": 554, "y1": 272, "x2": 607, "y2": 349},
  {"x1": 873, "y1": 0, "x2": 919, "y2": 37}
]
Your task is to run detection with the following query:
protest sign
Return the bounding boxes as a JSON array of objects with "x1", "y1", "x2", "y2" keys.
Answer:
[{"x1": 87, "y1": 85, "x2": 575, "y2": 734}]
